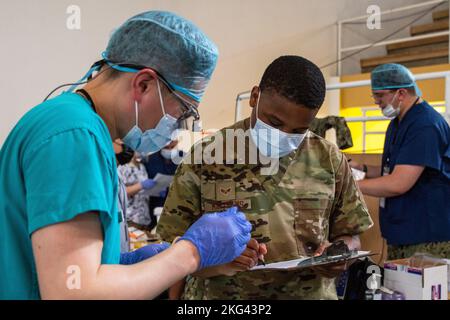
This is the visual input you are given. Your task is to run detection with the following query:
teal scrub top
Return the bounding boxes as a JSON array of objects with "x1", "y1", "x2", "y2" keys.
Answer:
[{"x1": 0, "y1": 92, "x2": 120, "y2": 300}]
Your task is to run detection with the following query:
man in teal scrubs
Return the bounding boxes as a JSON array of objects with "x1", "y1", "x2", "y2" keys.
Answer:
[{"x1": 0, "y1": 11, "x2": 259, "y2": 300}]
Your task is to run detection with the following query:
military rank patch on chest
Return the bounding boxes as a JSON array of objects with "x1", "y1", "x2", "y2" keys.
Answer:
[
  {"x1": 204, "y1": 199, "x2": 252, "y2": 212},
  {"x1": 215, "y1": 181, "x2": 236, "y2": 201}
]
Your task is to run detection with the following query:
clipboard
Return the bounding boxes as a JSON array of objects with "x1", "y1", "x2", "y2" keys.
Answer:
[
  {"x1": 142, "y1": 173, "x2": 173, "y2": 197},
  {"x1": 250, "y1": 251, "x2": 376, "y2": 271}
]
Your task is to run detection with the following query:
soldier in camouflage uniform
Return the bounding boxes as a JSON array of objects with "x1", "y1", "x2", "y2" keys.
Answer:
[
  {"x1": 310, "y1": 116, "x2": 353, "y2": 150},
  {"x1": 157, "y1": 56, "x2": 373, "y2": 300}
]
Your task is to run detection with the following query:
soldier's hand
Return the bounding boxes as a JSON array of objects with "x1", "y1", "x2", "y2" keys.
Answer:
[
  {"x1": 311, "y1": 242, "x2": 350, "y2": 278},
  {"x1": 220, "y1": 239, "x2": 267, "y2": 276},
  {"x1": 312, "y1": 262, "x2": 348, "y2": 278}
]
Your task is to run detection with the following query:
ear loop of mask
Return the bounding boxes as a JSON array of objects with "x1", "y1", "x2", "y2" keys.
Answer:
[
  {"x1": 252, "y1": 89, "x2": 262, "y2": 128},
  {"x1": 391, "y1": 91, "x2": 402, "y2": 110},
  {"x1": 133, "y1": 78, "x2": 167, "y2": 131},
  {"x1": 156, "y1": 79, "x2": 167, "y2": 116},
  {"x1": 391, "y1": 91, "x2": 398, "y2": 104},
  {"x1": 134, "y1": 101, "x2": 139, "y2": 129}
]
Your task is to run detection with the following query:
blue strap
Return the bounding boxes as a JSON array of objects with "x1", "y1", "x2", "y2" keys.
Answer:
[{"x1": 65, "y1": 64, "x2": 102, "y2": 93}]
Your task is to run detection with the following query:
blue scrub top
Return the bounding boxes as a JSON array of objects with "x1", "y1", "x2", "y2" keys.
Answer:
[
  {"x1": 380, "y1": 100, "x2": 450, "y2": 245},
  {"x1": 0, "y1": 93, "x2": 120, "y2": 299}
]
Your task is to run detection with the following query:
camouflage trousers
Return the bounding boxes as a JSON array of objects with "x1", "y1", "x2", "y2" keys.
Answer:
[{"x1": 388, "y1": 241, "x2": 450, "y2": 260}]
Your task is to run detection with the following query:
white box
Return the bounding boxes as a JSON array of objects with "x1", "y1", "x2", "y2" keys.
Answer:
[
  {"x1": 444, "y1": 259, "x2": 450, "y2": 295},
  {"x1": 384, "y1": 258, "x2": 448, "y2": 300}
]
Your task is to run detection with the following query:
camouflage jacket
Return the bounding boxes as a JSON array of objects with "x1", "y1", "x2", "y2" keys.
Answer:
[
  {"x1": 157, "y1": 118, "x2": 373, "y2": 300},
  {"x1": 310, "y1": 116, "x2": 353, "y2": 150}
]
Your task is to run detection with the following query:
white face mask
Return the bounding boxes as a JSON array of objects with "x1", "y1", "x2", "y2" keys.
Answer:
[
  {"x1": 160, "y1": 148, "x2": 180, "y2": 160},
  {"x1": 250, "y1": 90, "x2": 307, "y2": 158},
  {"x1": 382, "y1": 91, "x2": 402, "y2": 119}
]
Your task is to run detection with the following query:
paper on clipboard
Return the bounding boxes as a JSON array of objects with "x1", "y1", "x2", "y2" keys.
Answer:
[
  {"x1": 143, "y1": 173, "x2": 174, "y2": 197},
  {"x1": 250, "y1": 251, "x2": 373, "y2": 271}
]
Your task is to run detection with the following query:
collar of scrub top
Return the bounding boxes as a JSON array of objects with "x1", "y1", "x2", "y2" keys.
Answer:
[
  {"x1": 388, "y1": 95, "x2": 421, "y2": 147},
  {"x1": 100, "y1": 52, "x2": 200, "y2": 124},
  {"x1": 76, "y1": 88, "x2": 97, "y2": 113}
]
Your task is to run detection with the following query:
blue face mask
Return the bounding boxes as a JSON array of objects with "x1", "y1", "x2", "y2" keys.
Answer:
[
  {"x1": 123, "y1": 80, "x2": 178, "y2": 154},
  {"x1": 250, "y1": 90, "x2": 307, "y2": 158}
]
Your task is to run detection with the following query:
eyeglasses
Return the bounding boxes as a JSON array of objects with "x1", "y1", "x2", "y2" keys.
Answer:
[
  {"x1": 157, "y1": 75, "x2": 200, "y2": 123},
  {"x1": 90, "y1": 59, "x2": 204, "y2": 132},
  {"x1": 110, "y1": 62, "x2": 200, "y2": 123}
]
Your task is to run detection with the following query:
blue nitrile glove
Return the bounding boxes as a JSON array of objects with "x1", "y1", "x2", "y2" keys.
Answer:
[
  {"x1": 178, "y1": 206, "x2": 252, "y2": 270},
  {"x1": 140, "y1": 179, "x2": 156, "y2": 190},
  {"x1": 120, "y1": 242, "x2": 170, "y2": 265}
]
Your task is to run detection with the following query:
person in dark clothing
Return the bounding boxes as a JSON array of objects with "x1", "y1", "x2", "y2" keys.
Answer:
[{"x1": 143, "y1": 139, "x2": 184, "y2": 230}]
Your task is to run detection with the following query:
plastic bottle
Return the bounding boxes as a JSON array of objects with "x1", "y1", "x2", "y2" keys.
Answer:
[{"x1": 365, "y1": 273, "x2": 382, "y2": 300}]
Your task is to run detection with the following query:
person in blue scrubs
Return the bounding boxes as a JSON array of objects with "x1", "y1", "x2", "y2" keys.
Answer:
[
  {"x1": 0, "y1": 11, "x2": 258, "y2": 300},
  {"x1": 350, "y1": 64, "x2": 450, "y2": 260}
]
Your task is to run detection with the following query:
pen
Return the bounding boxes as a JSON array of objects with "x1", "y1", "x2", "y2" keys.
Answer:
[{"x1": 258, "y1": 256, "x2": 266, "y2": 266}]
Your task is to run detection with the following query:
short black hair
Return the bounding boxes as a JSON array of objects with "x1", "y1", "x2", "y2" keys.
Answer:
[{"x1": 259, "y1": 56, "x2": 326, "y2": 109}]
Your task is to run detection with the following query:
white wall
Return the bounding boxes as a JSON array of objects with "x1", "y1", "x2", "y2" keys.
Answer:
[{"x1": 0, "y1": 0, "x2": 426, "y2": 145}]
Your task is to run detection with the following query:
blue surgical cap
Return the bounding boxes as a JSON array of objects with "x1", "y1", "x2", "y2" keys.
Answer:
[
  {"x1": 371, "y1": 63, "x2": 422, "y2": 96},
  {"x1": 104, "y1": 11, "x2": 219, "y2": 102}
]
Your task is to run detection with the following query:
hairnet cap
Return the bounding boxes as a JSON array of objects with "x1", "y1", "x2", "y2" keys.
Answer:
[
  {"x1": 105, "y1": 11, "x2": 219, "y2": 102},
  {"x1": 371, "y1": 63, "x2": 422, "y2": 96}
]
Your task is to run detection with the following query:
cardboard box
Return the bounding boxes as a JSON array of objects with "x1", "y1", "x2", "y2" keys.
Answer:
[{"x1": 384, "y1": 258, "x2": 448, "y2": 300}]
